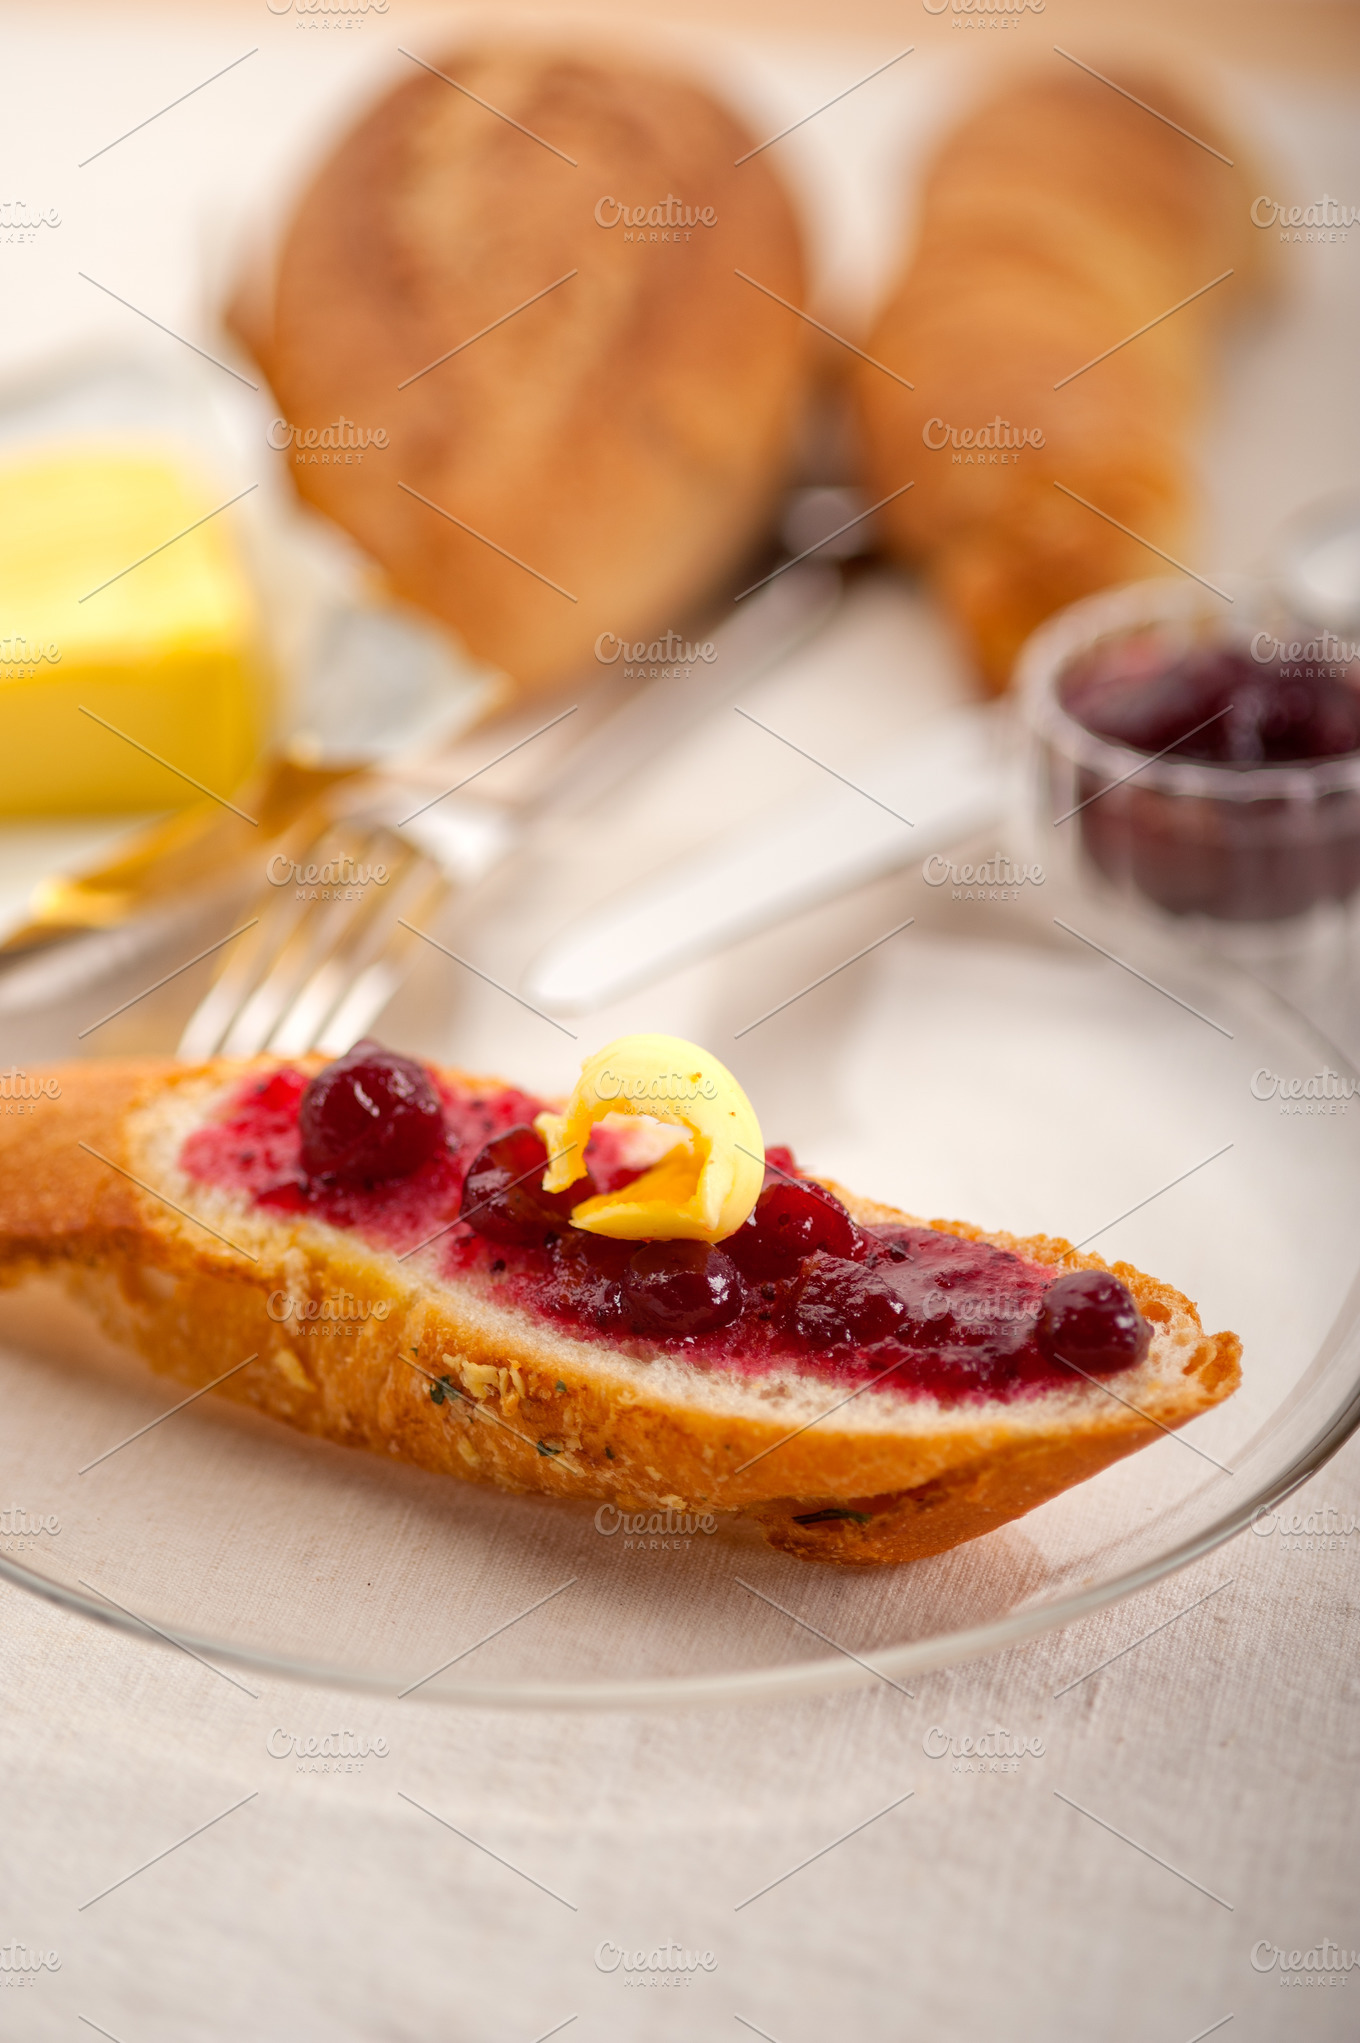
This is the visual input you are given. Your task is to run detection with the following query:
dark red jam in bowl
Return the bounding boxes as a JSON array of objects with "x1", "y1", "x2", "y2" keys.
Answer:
[
  {"x1": 1056, "y1": 634, "x2": 1360, "y2": 921},
  {"x1": 180, "y1": 1054, "x2": 1153, "y2": 1407}
]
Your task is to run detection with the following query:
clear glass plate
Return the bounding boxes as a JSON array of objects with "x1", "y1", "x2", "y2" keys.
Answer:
[{"x1": 2, "y1": 870, "x2": 1357, "y2": 1711}]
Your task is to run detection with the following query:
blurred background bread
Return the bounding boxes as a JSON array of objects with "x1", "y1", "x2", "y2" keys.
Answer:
[
  {"x1": 232, "y1": 43, "x2": 811, "y2": 692},
  {"x1": 855, "y1": 67, "x2": 1261, "y2": 691}
]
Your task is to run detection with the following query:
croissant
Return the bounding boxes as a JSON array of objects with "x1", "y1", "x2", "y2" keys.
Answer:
[
  {"x1": 855, "y1": 67, "x2": 1259, "y2": 689},
  {"x1": 233, "y1": 45, "x2": 810, "y2": 691}
]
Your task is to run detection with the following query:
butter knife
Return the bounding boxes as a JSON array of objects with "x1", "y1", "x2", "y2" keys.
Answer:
[{"x1": 525, "y1": 704, "x2": 1011, "y2": 1014}]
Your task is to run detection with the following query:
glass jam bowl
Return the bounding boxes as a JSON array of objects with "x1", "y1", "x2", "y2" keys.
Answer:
[{"x1": 1017, "y1": 577, "x2": 1360, "y2": 955}]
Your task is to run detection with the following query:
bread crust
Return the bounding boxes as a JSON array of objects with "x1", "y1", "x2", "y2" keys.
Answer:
[
  {"x1": 237, "y1": 43, "x2": 810, "y2": 690},
  {"x1": 0, "y1": 1060, "x2": 1240, "y2": 1565}
]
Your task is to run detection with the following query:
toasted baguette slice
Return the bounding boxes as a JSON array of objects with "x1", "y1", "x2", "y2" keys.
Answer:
[{"x1": 0, "y1": 1059, "x2": 1240, "y2": 1565}]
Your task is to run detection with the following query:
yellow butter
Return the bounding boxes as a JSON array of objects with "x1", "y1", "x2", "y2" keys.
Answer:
[
  {"x1": 534, "y1": 1034, "x2": 764, "y2": 1242},
  {"x1": 0, "y1": 448, "x2": 263, "y2": 814}
]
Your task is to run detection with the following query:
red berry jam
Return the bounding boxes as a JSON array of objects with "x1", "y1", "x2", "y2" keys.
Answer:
[
  {"x1": 1036, "y1": 1268, "x2": 1151, "y2": 1375},
  {"x1": 299, "y1": 1041, "x2": 445, "y2": 1184},
  {"x1": 727, "y1": 1177, "x2": 859, "y2": 1280},
  {"x1": 1058, "y1": 636, "x2": 1360, "y2": 921},
  {"x1": 1064, "y1": 641, "x2": 1360, "y2": 766},
  {"x1": 459, "y1": 1125, "x2": 582, "y2": 1245},
  {"x1": 180, "y1": 1049, "x2": 1153, "y2": 1405},
  {"x1": 624, "y1": 1241, "x2": 743, "y2": 1335}
]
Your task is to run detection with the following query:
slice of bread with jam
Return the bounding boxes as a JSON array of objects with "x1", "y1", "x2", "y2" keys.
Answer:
[{"x1": 0, "y1": 1040, "x2": 1240, "y2": 1565}]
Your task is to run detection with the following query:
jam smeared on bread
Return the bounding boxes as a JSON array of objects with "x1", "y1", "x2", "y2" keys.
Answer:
[
  {"x1": 181, "y1": 1048, "x2": 1151, "y2": 1406},
  {"x1": 0, "y1": 1048, "x2": 1241, "y2": 1566},
  {"x1": 457, "y1": 1124, "x2": 583, "y2": 1245}
]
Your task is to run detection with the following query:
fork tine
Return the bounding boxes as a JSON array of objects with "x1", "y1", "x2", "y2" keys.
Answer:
[
  {"x1": 221, "y1": 832, "x2": 424, "y2": 1058},
  {"x1": 177, "y1": 817, "x2": 411, "y2": 1060},
  {"x1": 267, "y1": 843, "x2": 445, "y2": 1056},
  {"x1": 177, "y1": 887, "x2": 303, "y2": 1061},
  {"x1": 311, "y1": 865, "x2": 451, "y2": 1055},
  {"x1": 176, "y1": 799, "x2": 455, "y2": 1063}
]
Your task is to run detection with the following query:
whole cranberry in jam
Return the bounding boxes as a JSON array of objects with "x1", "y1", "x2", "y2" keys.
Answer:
[
  {"x1": 727, "y1": 1178, "x2": 859, "y2": 1281},
  {"x1": 1035, "y1": 1270, "x2": 1150, "y2": 1377},
  {"x1": 299, "y1": 1041, "x2": 445, "y2": 1184},
  {"x1": 790, "y1": 1252, "x2": 907, "y2": 1349},
  {"x1": 460, "y1": 1125, "x2": 581, "y2": 1246},
  {"x1": 624, "y1": 1241, "x2": 742, "y2": 1336}
]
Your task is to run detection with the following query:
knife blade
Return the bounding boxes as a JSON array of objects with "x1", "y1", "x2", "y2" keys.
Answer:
[{"x1": 524, "y1": 704, "x2": 1011, "y2": 1015}]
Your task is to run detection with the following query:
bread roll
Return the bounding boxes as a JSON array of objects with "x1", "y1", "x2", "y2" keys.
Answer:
[
  {"x1": 236, "y1": 45, "x2": 811, "y2": 689},
  {"x1": 855, "y1": 68, "x2": 1257, "y2": 689}
]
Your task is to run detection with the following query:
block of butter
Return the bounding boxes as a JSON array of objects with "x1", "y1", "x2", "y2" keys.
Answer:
[{"x1": 0, "y1": 447, "x2": 264, "y2": 814}]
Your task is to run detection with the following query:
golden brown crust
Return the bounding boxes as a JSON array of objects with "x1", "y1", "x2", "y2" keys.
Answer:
[
  {"x1": 0, "y1": 1059, "x2": 1242, "y2": 1565},
  {"x1": 0, "y1": 1062, "x2": 164, "y2": 1267},
  {"x1": 238, "y1": 44, "x2": 810, "y2": 690},
  {"x1": 855, "y1": 68, "x2": 1261, "y2": 690},
  {"x1": 751, "y1": 1333, "x2": 1242, "y2": 1564}
]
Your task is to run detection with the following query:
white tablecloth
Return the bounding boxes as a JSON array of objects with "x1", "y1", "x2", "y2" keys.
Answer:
[
  {"x1": 1, "y1": 9, "x2": 1358, "y2": 2038},
  {"x1": 2, "y1": 1439, "x2": 1356, "y2": 2041}
]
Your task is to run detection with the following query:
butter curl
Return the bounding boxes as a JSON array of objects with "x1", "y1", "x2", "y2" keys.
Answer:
[{"x1": 534, "y1": 1034, "x2": 764, "y2": 1242}]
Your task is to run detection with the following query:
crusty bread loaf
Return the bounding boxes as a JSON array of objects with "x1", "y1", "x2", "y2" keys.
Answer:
[
  {"x1": 0, "y1": 1059, "x2": 1240, "y2": 1565},
  {"x1": 856, "y1": 67, "x2": 1258, "y2": 691},
  {"x1": 234, "y1": 44, "x2": 810, "y2": 690}
]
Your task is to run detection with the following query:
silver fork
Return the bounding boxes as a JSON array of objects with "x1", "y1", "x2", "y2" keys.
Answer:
[
  {"x1": 176, "y1": 804, "x2": 464, "y2": 1062},
  {"x1": 175, "y1": 555, "x2": 840, "y2": 1062}
]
